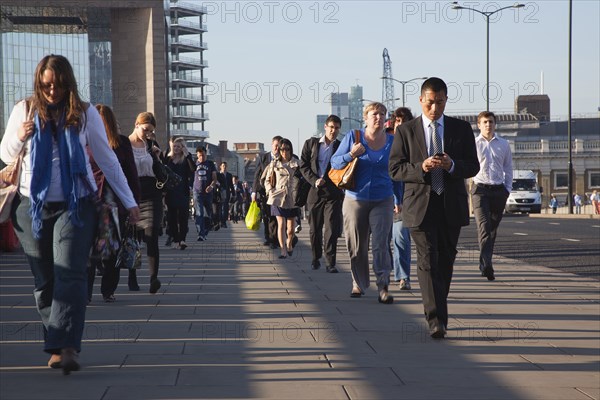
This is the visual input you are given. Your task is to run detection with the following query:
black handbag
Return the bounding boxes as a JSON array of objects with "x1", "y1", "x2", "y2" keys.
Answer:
[
  {"x1": 150, "y1": 151, "x2": 183, "y2": 190},
  {"x1": 115, "y1": 221, "x2": 141, "y2": 270}
]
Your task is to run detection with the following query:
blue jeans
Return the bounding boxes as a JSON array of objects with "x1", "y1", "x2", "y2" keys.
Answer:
[
  {"x1": 12, "y1": 196, "x2": 97, "y2": 354},
  {"x1": 392, "y1": 220, "x2": 411, "y2": 281},
  {"x1": 194, "y1": 190, "x2": 213, "y2": 236}
]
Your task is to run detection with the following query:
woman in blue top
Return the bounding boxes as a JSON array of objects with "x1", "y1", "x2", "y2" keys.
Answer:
[{"x1": 330, "y1": 102, "x2": 395, "y2": 303}]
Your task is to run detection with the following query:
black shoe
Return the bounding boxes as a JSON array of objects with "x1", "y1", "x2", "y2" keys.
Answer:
[
  {"x1": 197, "y1": 235, "x2": 205, "y2": 242},
  {"x1": 165, "y1": 236, "x2": 173, "y2": 246},
  {"x1": 278, "y1": 255, "x2": 287, "y2": 259},
  {"x1": 430, "y1": 324, "x2": 447, "y2": 339},
  {"x1": 377, "y1": 287, "x2": 394, "y2": 304},
  {"x1": 481, "y1": 268, "x2": 495, "y2": 281},
  {"x1": 269, "y1": 243, "x2": 277, "y2": 249},
  {"x1": 149, "y1": 279, "x2": 161, "y2": 294},
  {"x1": 311, "y1": 260, "x2": 321, "y2": 270},
  {"x1": 263, "y1": 240, "x2": 270, "y2": 246},
  {"x1": 291, "y1": 236, "x2": 298, "y2": 248},
  {"x1": 128, "y1": 274, "x2": 140, "y2": 291},
  {"x1": 326, "y1": 265, "x2": 338, "y2": 273}
]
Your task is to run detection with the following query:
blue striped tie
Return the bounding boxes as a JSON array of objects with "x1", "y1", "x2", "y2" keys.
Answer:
[{"x1": 430, "y1": 121, "x2": 444, "y2": 194}]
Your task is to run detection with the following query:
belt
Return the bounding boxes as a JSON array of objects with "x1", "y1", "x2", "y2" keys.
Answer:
[{"x1": 476, "y1": 183, "x2": 505, "y2": 190}]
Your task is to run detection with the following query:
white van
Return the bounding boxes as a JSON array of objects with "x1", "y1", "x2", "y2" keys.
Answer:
[{"x1": 505, "y1": 170, "x2": 542, "y2": 214}]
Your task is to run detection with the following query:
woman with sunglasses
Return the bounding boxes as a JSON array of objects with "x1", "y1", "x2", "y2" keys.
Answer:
[{"x1": 263, "y1": 138, "x2": 301, "y2": 259}]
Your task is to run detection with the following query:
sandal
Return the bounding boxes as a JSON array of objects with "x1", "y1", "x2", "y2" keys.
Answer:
[{"x1": 350, "y1": 286, "x2": 363, "y2": 298}]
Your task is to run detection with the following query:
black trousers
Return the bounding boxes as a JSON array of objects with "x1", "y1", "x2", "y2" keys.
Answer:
[
  {"x1": 471, "y1": 184, "x2": 509, "y2": 273},
  {"x1": 167, "y1": 203, "x2": 190, "y2": 243},
  {"x1": 259, "y1": 196, "x2": 278, "y2": 244},
  {"x1": 410, "y1": 193, "x2": 460, "y2": 330},
  {"x1": 308, "y1": 196, "x2": 342, "y2": 266}
]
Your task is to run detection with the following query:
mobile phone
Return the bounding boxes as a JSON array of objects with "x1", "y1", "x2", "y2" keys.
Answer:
[{"x1": 434, "y1": 152, "x2": 444, "y2": 158}]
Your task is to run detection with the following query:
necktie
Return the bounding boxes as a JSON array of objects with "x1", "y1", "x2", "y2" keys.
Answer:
[{"x1": 430, "y1": 121, "x2": 444, "y2": 194}]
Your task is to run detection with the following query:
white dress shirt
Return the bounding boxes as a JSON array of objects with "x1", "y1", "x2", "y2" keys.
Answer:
[{"x1": 473, "y1": 133, "x2": 513, "y2": 192}]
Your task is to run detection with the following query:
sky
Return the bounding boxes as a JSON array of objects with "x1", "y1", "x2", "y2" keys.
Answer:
[{"x1": 201, "y1": 0, "x2": 600, "y2": 149}]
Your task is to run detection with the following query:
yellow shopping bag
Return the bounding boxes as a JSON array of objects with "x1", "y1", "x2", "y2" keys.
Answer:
[{"x1": 245, "y1": 201, "x2": 261, "y2": 231}]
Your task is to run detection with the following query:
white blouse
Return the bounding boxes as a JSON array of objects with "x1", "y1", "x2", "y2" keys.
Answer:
[
  {"x1": 132, "y1": 145, "x2": 155, "y2": 178},
  {"x1": 0, "y1": 100, "x2": 137, "y2": 210}
]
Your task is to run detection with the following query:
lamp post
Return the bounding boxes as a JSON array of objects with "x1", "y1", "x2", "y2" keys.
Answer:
[
  {"x1": 452, "y1": 2, "x2": 524, "y2": 111},
  {"x1": 343, "y1": 117, "x2": 363, "y2": 127},
  {"x1": 380, "y1": 77, "x2": 427, "y2": 107}
]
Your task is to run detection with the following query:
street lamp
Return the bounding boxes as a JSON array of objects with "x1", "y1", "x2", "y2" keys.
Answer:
[
  {"x1": 380, "y1": 77, "x2": 428, "y2": 107},
  {"x1": 452, "y1": 2, "x2": 525, "y2": 111},
  {"x1": 343, "y1": 117, "x2": 363, "y2": 126}
]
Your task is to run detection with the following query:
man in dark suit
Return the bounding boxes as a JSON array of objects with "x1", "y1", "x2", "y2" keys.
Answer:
[
  {"x1": 300, "y1": 115, "x2": 344, "y2": 273},
  {"x1": 253, "y1": 135, "x2": 283, "y2": 248},
  {"x1": 389, "y1": 77, "x2": 480, "y2": 339},
  {"x1": 217, "y1": 162, "x2": 234, "y2": 228}
]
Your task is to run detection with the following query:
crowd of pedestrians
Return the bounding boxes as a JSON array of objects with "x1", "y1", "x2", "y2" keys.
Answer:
[{"x1": 3, "y1": 54, "x2": 587, "y2": 376}]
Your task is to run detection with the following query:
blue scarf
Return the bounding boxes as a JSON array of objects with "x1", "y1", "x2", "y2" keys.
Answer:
[{"x1": 29, "y1": 109, "x2": 88, "y2": 239}]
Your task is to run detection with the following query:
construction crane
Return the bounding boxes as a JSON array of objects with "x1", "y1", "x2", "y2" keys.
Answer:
[{"x1": 382, "y1": 48, "x2": 396, "y2": 116}]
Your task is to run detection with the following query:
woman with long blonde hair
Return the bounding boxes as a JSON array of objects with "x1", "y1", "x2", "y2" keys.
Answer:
[{"x1": 164, "y1": 137, "x2": 195, "y2": 249}]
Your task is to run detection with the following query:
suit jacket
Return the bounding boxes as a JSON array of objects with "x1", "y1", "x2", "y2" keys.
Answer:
[
  {"x1": 299, "y1": 137, "x2": 343, "y2": 204},
  {"x1": 388, "y1": 115, "x2": 479, "y2": 228},
  {"x1": 253, "y1": 151, "x2": 276, "y2": 195}
]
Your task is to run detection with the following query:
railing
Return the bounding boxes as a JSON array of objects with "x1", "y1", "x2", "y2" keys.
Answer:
[
  {"x1": 172, "y1": 56, "x2": 208, "y2": 67},
  {"x1": 172, "y1": 110, "x2": 209, "y2": 119},
  {"x1": 171, "y1": 38, "x2": 207, "y2": 49},
  {"x1": 171, "y1": 19, "x2": 207, "y2": 31},
  {"x1": 171, "y1": 94, "x2": 208, "y2": 102},
  {"x1": 170, "y1": 2, "x2": 207, "y2": 14},
  {"x1": 514, "y1": 142, "x2": 541, "y2": 152},
  {"x1": 171, "y1": 74, "x2": 208, "y2": 84},
  {"x1": 512, "y1": 139, "x2": 599, "y2": 154}
]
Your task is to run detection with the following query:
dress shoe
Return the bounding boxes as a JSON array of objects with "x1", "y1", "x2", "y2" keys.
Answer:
[
  {"x1": 149, "y1": 279, "x2": 162, "y2": 294},
  {"x1": 179, "y1": 241, "x2": 187, "y2": 250},
  {"x1": 48, "y1": 354, "x2": 62, "y2": 369},
  {"x1": 278, "y1": 255, "x2": 287, "y2": 259},
  {"x1": 430, "y1": 323, "x2": 447, "y2": 339},
  {"x1": 103, "y1": 294, "x2": 116, "y2": 303},
  {"x1": 128, "y1": 273, "x2": 140, "y2": 291},
  {"x1": 326, "y1": 265, "x2": 338, "y2": 273},
  {"x1": 60, "y1": 347, "x2": 80, "y2": 375},
  {"x1": 399, "y1": 279, "x2": 411, "y2": 290},
  {"x1": 311, "y1": 260, "x2": 321, "y2": 270},
  {"x1": 378, "y1": 286, "x2": 394, "y2": 304},
  {"x1": 350, "y1": 286, "x2": 363, "y2": 298},
  {"x1": 481, "y1": 268, "x2": 495, "y2": 281}
]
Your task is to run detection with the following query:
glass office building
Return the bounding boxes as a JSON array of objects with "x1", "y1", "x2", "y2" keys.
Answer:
[
  {"x1": 0, "y1": 6, "x2": 112, "y2": 138},
  {"x1": 0, "y1": 1, "x2": 206, "y2": 145}
]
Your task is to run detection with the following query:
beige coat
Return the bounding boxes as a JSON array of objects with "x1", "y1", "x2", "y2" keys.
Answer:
[{"x1": 262, "y1": 157, "x2": 300, "y2": 209}]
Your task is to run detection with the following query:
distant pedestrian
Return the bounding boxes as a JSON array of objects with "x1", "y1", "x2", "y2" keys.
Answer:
[
  {"x1": 591, "y1": 190, "x2": 600, "y2": 215},
  {"x1": 391, "y1": 107, "x2": 413, "y2": 290},
  {"x1": 549, "y1": 194, "x2": 558, "y2": 214},
  {"x1": 193, "y1": 146, "x2": 218, "y2": 241},
  {"x1": 471, "y1": 111, "x2": 513, "y2": 282},
  {"x1": 574, "y1": 193, "x2": 582, "y2": 214}
]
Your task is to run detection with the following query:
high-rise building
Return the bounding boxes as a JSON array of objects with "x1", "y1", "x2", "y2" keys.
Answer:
[
  {"x1": 0, "y1": 0, "x2": 208, "y2": 148},
  {"x1": 169, "y1": 1, "x2": 209, "y2": 140},
  {"x1": 348, "y1": 85, "x2": 363, "y2": 131},
  {"x1": 315, "y1": 114, "x2": 328, "y2": 137}
]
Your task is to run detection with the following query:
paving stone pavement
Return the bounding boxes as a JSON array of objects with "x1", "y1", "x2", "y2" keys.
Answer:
[{"x1": 0, "y1": 221, "x2": 598, "y2": 400}]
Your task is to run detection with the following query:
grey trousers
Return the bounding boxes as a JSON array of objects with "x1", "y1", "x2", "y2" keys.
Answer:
[
  {"x1": 342, "y1": 196, "x2": 393, "y2": 292},
  {"x1": 471, "y1": 185, "x2": 509, "y2": 273}
]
